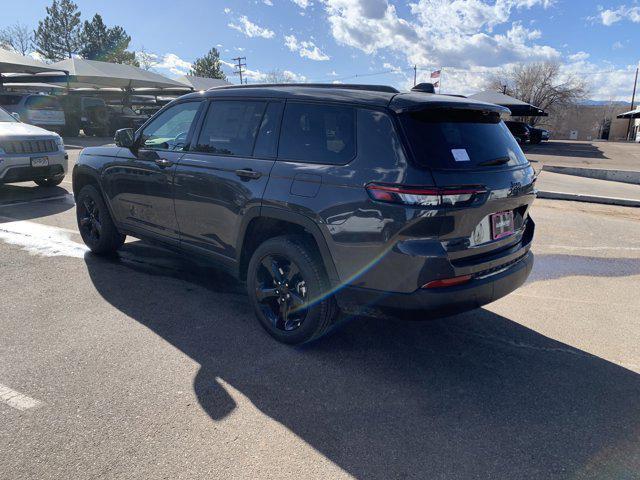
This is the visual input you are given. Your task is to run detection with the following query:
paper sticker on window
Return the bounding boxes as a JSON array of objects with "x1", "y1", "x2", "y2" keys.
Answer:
[{"x1": 451, "y1": 149, "x2": 470, "y2": 162}]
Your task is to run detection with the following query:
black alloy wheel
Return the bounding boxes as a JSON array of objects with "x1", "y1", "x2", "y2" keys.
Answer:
[
  {"x1": 256, "y1": 254, "x2": 309, "y2": 331},
  {"x1": 78, "y1": 196, "x2": 102, "y2": 244},
  {"x1": 75, "y1": 184, "x2": 125, "y2": 254},
  {"x1": 247, "y1": 235, "x2": 338, "y2": 345}
]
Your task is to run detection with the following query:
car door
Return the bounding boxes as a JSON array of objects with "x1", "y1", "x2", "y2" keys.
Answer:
[
  {"x1": 173, "y1": 99, "x2": 282, "y2": 261},
  {"x1": 103, "y1": 100, "x2": 203, "y2": 245}
]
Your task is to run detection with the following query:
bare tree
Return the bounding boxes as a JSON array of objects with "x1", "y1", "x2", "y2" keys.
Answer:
[
  {"x1": 489, "y1": 62, "x2": 588, "y2": 125},
  {"x1": 136, "y1": 46, "x2": 157, "y2": 71},
  {"x1": 265, "y1": 69, "x2": 297, "y2": 83},
  {"x1": 0, "y1": 23, "x2": 34, "y2": 55}
]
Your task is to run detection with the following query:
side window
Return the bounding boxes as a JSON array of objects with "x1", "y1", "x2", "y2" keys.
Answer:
[
  {"x1": 253, "y1": 102, "x2": 284, "y2": 158},
  {"x1": 278, "y1": 103, "x2": 356, "y2": 164},
  {"x1": 194, "y1": 100, "x2": 266, "y2": 156},
  {"x1": 357, "y1": 109, "x2": 407, "y2": 167},
  {"x1": 140, "y1": 102, "x2": 201, "y2": 151}
]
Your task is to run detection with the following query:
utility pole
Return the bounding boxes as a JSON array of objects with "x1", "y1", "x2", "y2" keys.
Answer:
[
  {"x1": 626, "y1": 66, "x2": 638, "y2": 141},
  {"x1": 413, "y1": 65, "x2": 417, "y2": 86},
  {"x1": 232, "y1": 56, "x2": 247, "y2": 85}
]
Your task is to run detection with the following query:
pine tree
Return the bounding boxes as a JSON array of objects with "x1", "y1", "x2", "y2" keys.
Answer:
[
  {"x1": 80, "y1": 14, "x2": 138, "y2": 66},
  {"x1": 189, "y1": 48, "x2": 227, "y2": 79},
  {"x1": 33, "y1": 0, "x2": 82, "y2": 61}
]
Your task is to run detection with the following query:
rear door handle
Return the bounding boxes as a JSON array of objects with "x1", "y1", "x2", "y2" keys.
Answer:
[
  {"x1": 155, "y1": 158, "x2": 173, "y2": 168},
  {"x1": 235, "y1": 168, "x2": 262, "y2": 180}
]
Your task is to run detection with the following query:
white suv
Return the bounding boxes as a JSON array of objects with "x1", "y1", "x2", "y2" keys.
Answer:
[{"x1": 0, "y1": 106, "x2": 67, "y2": 187}]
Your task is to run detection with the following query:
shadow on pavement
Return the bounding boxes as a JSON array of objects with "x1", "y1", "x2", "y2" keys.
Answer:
[
  {"x1": 83, "y1": 241, "x2": 640, "y2": 479},
  {"x1": 524, "y1": 141, "x2": 607, "y2": 159},
  {"x1": 0, "y1": 184, "x2": 73, "y2": 222}
]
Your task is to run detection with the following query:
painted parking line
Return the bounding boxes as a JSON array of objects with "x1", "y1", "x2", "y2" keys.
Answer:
[
  {"x1": 0, "y1": 383, "x2": 42, "y2": 411},
  {"x1": 0, "y1": 194, "x2": 74, "y2": 209}
]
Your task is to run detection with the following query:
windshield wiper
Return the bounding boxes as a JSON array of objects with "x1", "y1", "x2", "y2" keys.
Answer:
[{"x1": 478, "y1": 156, "x2": 511, "y2": 166}]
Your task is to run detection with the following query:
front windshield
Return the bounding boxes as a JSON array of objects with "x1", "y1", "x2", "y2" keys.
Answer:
[{"x1": 0, "y1": 106, "x2": 17, "y2": 122}]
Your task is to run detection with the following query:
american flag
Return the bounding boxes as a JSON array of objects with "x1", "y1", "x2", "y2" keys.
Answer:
[{"x1": 430, "y1": 70, "x2": 441, "y2": 79}]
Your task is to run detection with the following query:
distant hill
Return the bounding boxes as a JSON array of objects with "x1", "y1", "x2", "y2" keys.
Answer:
[{"x1": 580, "y1": 99, "x2": 631, "y2": 106}]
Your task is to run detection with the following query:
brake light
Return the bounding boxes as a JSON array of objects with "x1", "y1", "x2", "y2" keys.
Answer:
[
  {"x1": 422, "y1": 274, "x2": 472, "y2": 289},
  {"x1": 366, "y1": 183, "x2": 485, "y2": 207}
]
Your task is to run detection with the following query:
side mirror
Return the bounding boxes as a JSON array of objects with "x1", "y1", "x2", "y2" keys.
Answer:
[
  {"x1": 11, "y1": 112, "x2": 21, "y2": 122},
  {"x1": 114, "y1": 128, "x2": 135, "y2": 148}
]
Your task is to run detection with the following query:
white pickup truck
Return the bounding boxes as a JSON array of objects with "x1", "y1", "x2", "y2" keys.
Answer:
[{"x1": 0, "y1": 106, "x2": 67, "y2": 187}]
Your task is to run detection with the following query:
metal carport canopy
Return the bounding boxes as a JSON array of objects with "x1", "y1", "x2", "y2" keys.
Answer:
[
  {"x1": 0, "y1": 48, "x2": 64, "y2": 74},
  {"x1": 617, "y1": 108, "x2": 640, "y2": 119},
  {"x1": 468, "y1": 90, "x2": 548, "y2": 117},
  {"x1": 4, "y1": 58, "x2": 188, "y2": 90}
]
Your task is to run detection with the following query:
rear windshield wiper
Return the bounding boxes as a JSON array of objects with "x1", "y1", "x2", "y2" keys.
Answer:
[{"x1": 477, "y1": 156, "x2": 511, "y2": 166}]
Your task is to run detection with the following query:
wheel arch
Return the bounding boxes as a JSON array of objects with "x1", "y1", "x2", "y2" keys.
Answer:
[{"x1": 237, "y1": 206, "x2": 340, "y2": 287}]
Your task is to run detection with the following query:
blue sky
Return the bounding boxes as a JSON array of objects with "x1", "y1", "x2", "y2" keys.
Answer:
[{"x1": 2, "y1": 0, "x2": 639, "y2": 100}]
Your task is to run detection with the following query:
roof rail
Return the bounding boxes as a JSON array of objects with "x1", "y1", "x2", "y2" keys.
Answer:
[{"x1": 207, "y1": 83, "x2": 400, "y2": 94}]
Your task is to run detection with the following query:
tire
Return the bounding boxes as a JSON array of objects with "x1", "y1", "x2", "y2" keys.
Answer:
[
  {"x1": 34, "y1": 175, "x2": 65, "y2": 187},
  {"x1": 76, "y1": 184, "x2": 125, "y2": 255},
  {"x1": 247, "y1": 235, "x2": 338, "y2": 345}
]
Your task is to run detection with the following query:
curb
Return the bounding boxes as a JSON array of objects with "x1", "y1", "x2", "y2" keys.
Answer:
[
  {"x1": 537, "y1": 190, "x2": 640, "y2": 208},
  {"x1": 543, "y1": 165, "x2": 640, "y2": 186}
]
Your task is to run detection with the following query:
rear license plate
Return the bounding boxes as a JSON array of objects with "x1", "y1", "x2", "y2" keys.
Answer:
[
  {"x1": 31, "y1": 156, "x2": 49, "y2": 167},
  {"x1": 491, "y1": 211, "x2": 514, "y2": 239}
]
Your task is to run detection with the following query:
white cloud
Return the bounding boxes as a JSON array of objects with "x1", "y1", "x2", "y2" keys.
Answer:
[
  {"x1": 568, "y1": 51, "x2": 590, "y2": 62},
  {"x1": 291, "y1": 0, "x2": 312, "y2": 7},
  {"x1": 323, "y1": 0, "x2": 559, "y2": 69},
  {"x1": 228, "y1": 16, "x2": 275, "y2": 38},
  {"x1": 263, "y1": 0, "x2": 273, "y2": 5},
  {"x1": 612, "y1": 41, "x2": 624, "y2": 50},
  {"x1": 223, "y1": 7, "x2": 231, "y2": 14},
  {"x1": 137, "y1": 52, "x2": 193, "y2": 76},
  {"x1": 284, "y1": 34, "x2": 330, "y2": 61},
  {"x1": 598, "y1": 5, "x2": 640, "y2": 26}
]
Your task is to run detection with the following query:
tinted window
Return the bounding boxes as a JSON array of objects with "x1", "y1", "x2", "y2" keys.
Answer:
[
  {"x1": 25, "y1": 96, "x2": 61, "y2": 110},
  {"x1": 194, "y1": 100, "x2": 266, "y2": 156},
  {"x1": 140, "y1": 101, "x2": 201, "y2": 151},
  {"x1": 400, "y1": 109, "x2": 528, "y2": 169},
  {"x1": 357, "y1": 109, "x2": 406, "y2": 168},
  {"x1": 253, "y1": 102, "x2": 283, "y2": 158},
  {"x1": 278, "y1": 103, "x2": 356, "y2": 164},
  {"x1": 0, "y1": 95, "x2": 22, "y2": 106}
]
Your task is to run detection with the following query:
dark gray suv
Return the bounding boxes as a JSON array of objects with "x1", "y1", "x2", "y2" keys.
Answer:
[{"x1": 72, "y1": 84, "x2": 535, "y2": 344}]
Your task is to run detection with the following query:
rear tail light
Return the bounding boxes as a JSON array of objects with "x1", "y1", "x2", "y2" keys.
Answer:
[
  {"x1": 366, "y1": 183, "x2": 485, "y2": 207},
  {"x1": 422, "y1": 274, "x2": 472, "y2": 289}
]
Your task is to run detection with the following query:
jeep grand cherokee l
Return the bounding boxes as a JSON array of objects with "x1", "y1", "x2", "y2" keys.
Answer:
[
  {"x1": 72, "y1": 84, "x2": 535, "y2": 345},
  {"x1": 0, "y1": 105, "x2": 67, "y2": 187}
]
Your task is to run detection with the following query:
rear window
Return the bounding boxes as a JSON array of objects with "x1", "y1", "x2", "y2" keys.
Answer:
[
  {"x1": 278, "y1": 102, "x2": 356, "y2": 164},
  {"x1": 400, "y1": 109, "x2": 528, "y2": 169},
  {"x1": 25, "y1": 96, "x2": 62, "y2": 111}
]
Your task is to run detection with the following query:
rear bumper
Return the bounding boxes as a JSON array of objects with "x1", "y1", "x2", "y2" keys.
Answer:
[{"x1": 336, "y1": 250, "x2": 533, "y2": 318}]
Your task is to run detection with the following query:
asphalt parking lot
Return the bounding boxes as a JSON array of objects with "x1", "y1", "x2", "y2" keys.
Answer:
[{"x1": 1, "y1": 140, "x2": 640, "y2": 479}]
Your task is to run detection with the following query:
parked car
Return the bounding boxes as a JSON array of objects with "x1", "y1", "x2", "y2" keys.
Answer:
[
  {"x1": 0, "y1": 93, "x2": 66, "y2": 135},
  {"x1": 73, "y1": 84, "x2": 536, "y2": 344},
  {"x1": 525, "y1": 125, "x2": 551, "y2": 144},
  {"x1": 505, "y1": 120, "x2": 530, "y2": 144},
  {"x1": 0, "y1": 105, "x2": 67, "y2": 186},
  {"x1": 59, "y1": 96, "x2": 110, "y2": 137},
  {"x1": 107, "y1": 105, "x2": 149, "y2": 136}
]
